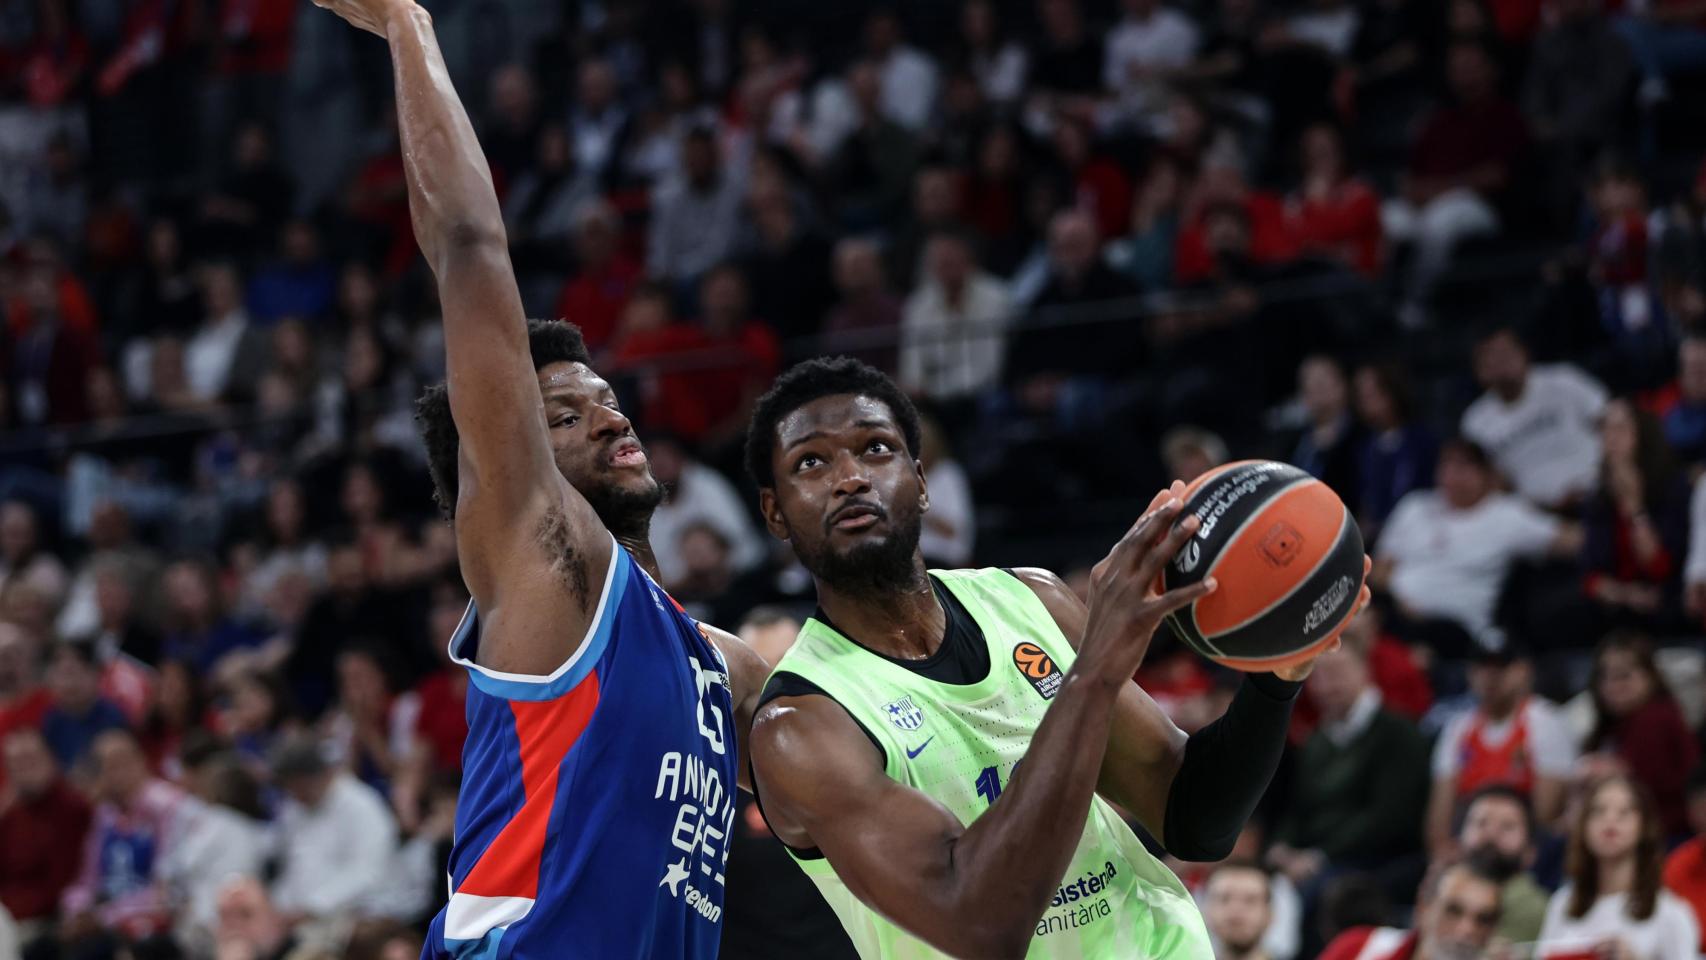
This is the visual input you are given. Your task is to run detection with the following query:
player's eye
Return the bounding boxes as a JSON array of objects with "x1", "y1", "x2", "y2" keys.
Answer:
[
  {"x1": 795, "y1": 454, "x2": 822, "y2": 472},
  {"x1": 866, "y1": 440, "x2": 892, "y2": 455},
  {"x1": 554, "y1": 414, "x2": 579, "y2": 429}
]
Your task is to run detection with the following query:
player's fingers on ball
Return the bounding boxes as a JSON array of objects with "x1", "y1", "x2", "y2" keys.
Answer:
[
  {"x1": 1362, "y1": 554, "x2": 1373, "y2": 575},
  {"x1": 1154, "y1": 576, "x2": 1217, "y2": 615}
]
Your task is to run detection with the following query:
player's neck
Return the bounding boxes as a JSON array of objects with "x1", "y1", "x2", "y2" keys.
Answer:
[
  {"x1": 816, "y1": 562, "x2": 945, "y2": 660},
  {"x1": 614, "y1": 529, "x2": 662, "y2": 583}
]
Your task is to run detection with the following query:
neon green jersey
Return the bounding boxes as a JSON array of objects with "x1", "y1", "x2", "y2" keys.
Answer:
[{"x1": 769, "y1": 567, "x2": 1213, "y2": 959}]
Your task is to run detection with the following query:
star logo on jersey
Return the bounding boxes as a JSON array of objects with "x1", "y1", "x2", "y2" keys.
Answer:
[
  {"x1": 659, "y1": 858, "x2": 691, "y2": 897},
  {"x1": 882, "y1": 695, "x2": 925, "y2": 731}
]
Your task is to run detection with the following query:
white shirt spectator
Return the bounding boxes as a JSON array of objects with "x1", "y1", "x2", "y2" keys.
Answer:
[
  {"x1": 1285, "y1": 4, "x2": 1360, "y2": 57},
  {"x1": 185, "y1": 308, "x2": 251, "y2": 401},
  {"x1": 271, "y1": 773, "x2": 399, "y2": 920},
  {"x1": 969, "y1": 43, "x2": 1027, "y2": 104},
  {"x1": 650, "y1": 460, "x2": 766, "y2": 585},
  {"x1": 1430, "y1": 697, "x2": 1578, "y2": 780},
  {"x1": 1683, "y1": 473, "x2": 1706, "y2": 586},
  {"x1": 161, "y1": 800, "x2": 269, "y2": 946},
  {"x1": 0, "y1": 902, "x2": 16, "y2": 960},
  {"x1": 646, "y1": 172, "x2": 745, "y2": 284},
  {"x1": 1540, "y1": 888, "x2": 1699, "y2": 960},
  {"x1": 921, "y1": 457, "x2": 975, "y2": 567},
  {"x1": 900, "y1": 272, "x2": 1012, "y2": 401},
  {"x1": 1379, "y1": 490, "x2": 1562, "y2": 647},
  {"x1": 1461, "y1": 364, "x2": 1609, "y2": 507},
  {"x1": 877, "y1": 45, "x2": 939, "y2": 131},
  {"x1": 1103, "y1": 6, "x2": 1200, "y2": 96}
]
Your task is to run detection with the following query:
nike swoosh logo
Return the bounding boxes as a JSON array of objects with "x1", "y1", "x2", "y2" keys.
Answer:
[{"x1": 906, "y1": 737, "x2": 934, "y2": 759}]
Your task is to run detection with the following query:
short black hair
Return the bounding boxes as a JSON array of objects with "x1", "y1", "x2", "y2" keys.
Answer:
[
  {"x1": 743, "y1": 357, "x2": 923, "y2": 489},
  {"x1": 416, "y1": 319, "x2": 592, "y2": 519},
  {"x1": 1458, "y1": 783, "x2": 1536, "y2": 840},
  {"x1": 1439, "y1": 435, "x2": 1493, "y2": 471}
]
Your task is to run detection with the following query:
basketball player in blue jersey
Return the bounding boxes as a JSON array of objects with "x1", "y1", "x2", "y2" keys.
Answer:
[{"x1": 310, "y1": 0, "x2": 770, "y2": 957}]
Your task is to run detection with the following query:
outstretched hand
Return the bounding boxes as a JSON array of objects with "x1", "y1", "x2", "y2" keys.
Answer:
[{"x1": 311, "y1": 0, "x2": 414, "y2": 37}]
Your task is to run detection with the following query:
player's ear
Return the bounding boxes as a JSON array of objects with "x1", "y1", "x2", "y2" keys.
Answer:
[
  {"x1": 758, "y1": 488, "x2": 790, "y2": 541},
  {"x1": 914, "y1": 458, "x2": 929, "y2": 514}
]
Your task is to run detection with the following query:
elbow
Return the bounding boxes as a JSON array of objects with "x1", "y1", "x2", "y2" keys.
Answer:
[
  {"x1": 442, "y1": 220, "x2": 508, "y2": 254},
  {"x1": 1165, "y1": 829, "x2": 1238, "y2": 864}
]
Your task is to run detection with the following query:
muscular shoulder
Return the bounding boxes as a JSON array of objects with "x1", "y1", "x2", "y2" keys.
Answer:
[
  {"x1": 749, "y1": 695, "x2": 886, "y2": 844},
  {"x1": 1006, "y1": 567, "x2": 1086, "y2": 646}
]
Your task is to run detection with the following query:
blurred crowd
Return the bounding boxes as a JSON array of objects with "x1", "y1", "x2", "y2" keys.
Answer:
[{"x1": 10, "y1": 0, "x2": 1706, "y2": 957}]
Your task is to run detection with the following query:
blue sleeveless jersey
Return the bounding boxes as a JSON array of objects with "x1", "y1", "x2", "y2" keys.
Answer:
[{"x1": 424, "y1": 539, "x2": 737, "y2": 960}]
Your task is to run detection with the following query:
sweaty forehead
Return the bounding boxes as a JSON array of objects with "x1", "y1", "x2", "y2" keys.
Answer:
[
  {"x1": 538, "y1": 361, "x2": 608, "y2": 397},
  {"x1": 775, "y1": 394, "x2": 897, "y2": 447}
]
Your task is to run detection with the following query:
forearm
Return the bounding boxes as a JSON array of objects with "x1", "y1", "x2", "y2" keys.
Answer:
[
  {"x1": 384, "y1": 5, "x2": 507, "y2": 270},
  {"x1": 946, "y1": 670, "x2": 1122, "y2": 954},
  {"x1": 1160, "y1": 673, "x2": 1299, "y2": 860}
]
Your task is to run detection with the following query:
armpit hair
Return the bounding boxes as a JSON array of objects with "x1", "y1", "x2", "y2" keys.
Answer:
[{"x1": 537, "y1": 506, "x2": 592, "y2": 611}]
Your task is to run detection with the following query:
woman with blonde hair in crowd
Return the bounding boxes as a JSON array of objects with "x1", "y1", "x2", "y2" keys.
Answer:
[{"x1": 1540, "y1": 775, "x2": 1698, "y2": 959}]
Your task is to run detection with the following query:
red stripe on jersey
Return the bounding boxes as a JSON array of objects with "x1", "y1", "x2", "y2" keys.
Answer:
[{"x1": 458, "y1": 673, "x2": 601, "y2": 900}]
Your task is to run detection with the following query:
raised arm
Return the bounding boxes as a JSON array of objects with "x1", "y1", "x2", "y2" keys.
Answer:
[
  {"x1": 751, "y1": 499, "x2": 1213, "y2": 958},
  {"x1": 314, "y1": 0, "x2": 609, "y2": 641}
]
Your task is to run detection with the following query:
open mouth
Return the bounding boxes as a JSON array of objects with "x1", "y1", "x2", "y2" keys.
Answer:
[
  {"x1": 608, "y1": 440, "x2": 647, "y2": 468},
  {"x1": 829, "y1": 502, "x2": 884, "y2": 532}
]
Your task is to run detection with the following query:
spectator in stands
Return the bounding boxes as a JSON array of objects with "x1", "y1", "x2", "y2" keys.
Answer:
[
  {"x1": 1318, "y1": 856, "x2": 1504, "y2": 960},
  {"x1": 1584, "y1": 398, "x2": 1690, "y2": 635},
  {"x1": 1161, "y1": 426, "x2": 1229, "y2": 484},
  {"x1": 40, "y1": 642, "x2": 128, "y2": 770},
  {"x1": 1293, "y1": 355, "x2": 1364, "y2": 508},
  {"x1": 1662, "y1": 767, "x2": 1706, "y2": 953},
  {"x1": 1104, "y1": 0, "x2": 1200, "y2": 118},
  {"x1": 1286, "y1": 124, "x2": 1383, "y2": 278},
  {"x1": 215, "y1": 670, "x2": 296, "y2": 771},
  {"x1": 161, "y1": 558, "x2": 264, "y2": 677},
  {"x1": 1612, "y1": 0, "x2": 1706, "y2": 104},
  {"x1": 1382, "y1": 39, "x2": 1529, "y2": 325},
  {"x1": 899, "y1": 230, "x2": 1012, "y2": 405},
  {"x1": 1353, "y1": 362, "x2": 1437, "y2": 539},
  {"x1": 1456, "y1": 785, "x2": 1550, "y2": 943},
  {"x1": 1267, "y1": 641, "x2": 1429, "y2": 899},
  {"x1": 741, "y1": 178, "x2": 835, "y2": 348},
  {"x1": 137, "y1": 660, "x2": 202, "y2": 773},
  {"x1": 324, "y1": 645, "x2": 408, "y2": 796},
  {"x1": 1663, "y1": 333, "x2": 1706, "y2": 472},
  {"x1": 820, "y1": 59, "x2": 921, "y2": 231},
  {"x1": 480, "y1": 63, "x2": 542, "y2": 185},
  {"x1": 1106, "y1": 155, "x2": 1183, "y2": 294},
  {"x1": 889, "y1": 165, "x2": 967, "y2": 292},
  {"x1": 863, "y1": 9, "x2": 938, "y2": 133},
  {"x1": 553, "y1": 199, "x2": 639, "y2": 354},
  {"x1": 566, "y1": 59, "x2": 631, "y2": 191},
  {"x1": 186, "y1": 261, "x2": 269, "y2": 405},
  {"x1": 0, "y1": 500, "x2": 67, "y2": 611},
  {"x1": 0, "y1": 728, "x2": 92, "y2": 933},
  {"x1": 1374, "y1": 438, "x2": 1582, "y2": 653},
  {"x1": 165, "y1": 750, "x2": 268, "y2": 949},
  {"x1": 1685, "y1": 474, "x2": 1706, "y2": 628},
  {"x1": 0, "y1": 623, "x2": 49, "y2": 790},
  {"x1": 3, "y1": 257, "x2": 99, "y2": 428},
  {"x1": 647, "y1": 433, "x2": 764, "y2": 587},
  {"x1": 1542, "y1": 774, "x2": 1699, "y2": 958},
  {"x1": 1427, "y1": 646, "x2": 1574, "y2": 852},
  {"x1": 647, "y1": 124, "x2": 743, "y2": 287},
  {"x1": 212, "y1": 876, "x2": 299, "y2": 960},
  {"x1": 391, "y1": 578, "x2": 467, "y2": 832},
  {"x1": 1029, "y1": 0, "x2": 1102, "y2": 103},
  {"x1": 1586, "y1": 635, "x2": 1699, "y2": 841},
  {"x1": 1462, "y1": 324, "x2": 1608, "y2": 509},
  {"x1": 247, "y1": 220, "x2": 337, "y2": 325},
  {"x1": 821, "y1": 237, "x2": 901, "y2": 371},
  {"x1": 1204, "y1": 861, "x2": 1277, "y2": 960},
  {"x1": 956, "y1": 0, "x2": 1028, "y2": 106},
  {"x1": 1523, "y1": 0, "x2": 1635, "y2": 220},
  {"x1": 269, "y1": 734, "x2": 399, "y2": 925},
  {"x1": 62, "y1": 730, "x2": 190, "y2": 944},
  {"x1": 1007, "y1": 209, "x2": 1141, "y2": 423},
  {"x1": 918, "y1": 413, "x2": 976, "y2": 567}
]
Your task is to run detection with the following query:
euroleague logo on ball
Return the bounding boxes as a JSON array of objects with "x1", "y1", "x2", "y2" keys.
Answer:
[
  {"x1": 1175, "y1": 539, "x2": 1202, "y2": 573},
  {"x1": 1012, "y1": 643, "x2": 1063, "y2": 699}
]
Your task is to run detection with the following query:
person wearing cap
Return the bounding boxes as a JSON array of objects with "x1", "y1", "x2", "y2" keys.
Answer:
[
  {"x1": 1425, "y1": 643, "x2": 1576, "y2": 856},
  {"x1": 268, "y1": 733, "x2": 398, "y2": 926}
]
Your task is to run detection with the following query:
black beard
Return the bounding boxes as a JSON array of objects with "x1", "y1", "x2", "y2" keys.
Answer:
[
  {"x1": 795, "y1": 506, "x2": 925, "y2": 598},
  {"x1": 1466, "y1": 843, "x2": 1523, "y2": 882},
  {"x1": 583, "y1": 477, "x2": 664, "y2": 542}
]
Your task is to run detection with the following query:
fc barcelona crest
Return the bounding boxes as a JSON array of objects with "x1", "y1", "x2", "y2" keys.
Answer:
[{"x1": 882, "y1": 696, "x2": 925, "y2": 731}]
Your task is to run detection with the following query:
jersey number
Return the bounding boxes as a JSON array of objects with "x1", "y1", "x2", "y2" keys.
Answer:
[{"x1": 974, "y1": 761, "x2": 1022, "y2": 807}]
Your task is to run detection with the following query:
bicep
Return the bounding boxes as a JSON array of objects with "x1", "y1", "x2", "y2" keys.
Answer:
[
  {"x1": 751, "y1": 700, "x2": 972, "y2": 940},
  {"x1": 698, "y1": 623, "x2": 772, "y2": 793}
]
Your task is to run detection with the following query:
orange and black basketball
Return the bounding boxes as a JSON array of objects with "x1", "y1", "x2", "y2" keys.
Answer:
[{"x1": 1161, "y1": 460, "x2": 1365, "y2": 673}]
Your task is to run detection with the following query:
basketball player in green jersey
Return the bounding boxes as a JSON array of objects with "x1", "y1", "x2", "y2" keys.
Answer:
[{"x1": 742, "y1": 358, "x2": 1370, "y2": 959}]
